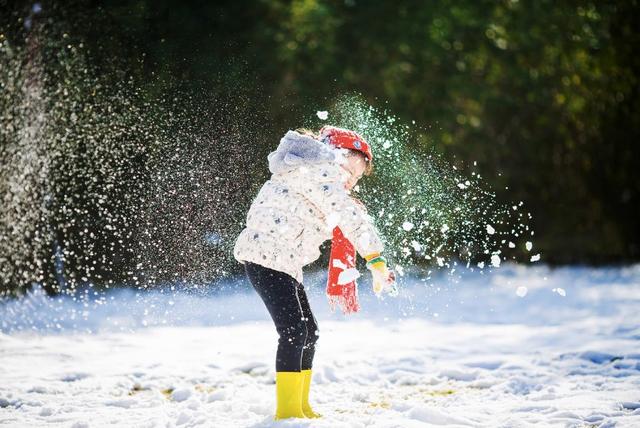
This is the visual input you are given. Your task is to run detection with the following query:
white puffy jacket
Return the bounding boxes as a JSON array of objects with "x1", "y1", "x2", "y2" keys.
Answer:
[{"x1": 233, "y1": 130, "x2": 384, "y2": 283}]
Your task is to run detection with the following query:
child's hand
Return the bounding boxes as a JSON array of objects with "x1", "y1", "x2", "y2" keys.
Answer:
[{"x1": 365, "y1": 254, "x2": 396, "y2": 296}]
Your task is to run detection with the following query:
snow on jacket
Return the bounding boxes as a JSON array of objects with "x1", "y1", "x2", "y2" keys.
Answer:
[{"x1": 233, "y1": 130, "x2": 384, "y2": 283}]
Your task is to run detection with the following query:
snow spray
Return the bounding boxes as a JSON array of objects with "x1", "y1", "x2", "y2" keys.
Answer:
[
  {"x1": 1, "y1": 6, "x2": 538, "y2": 311},
  {"x1": 309, "y1": 95, "x2": 540, "y2": 288},
  {"x1": 0, "y1": 10, "x2": 262, "y2": 298}
]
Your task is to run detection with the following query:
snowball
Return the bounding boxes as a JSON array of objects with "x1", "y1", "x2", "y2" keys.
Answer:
[
  {"x1": 526, "y1": 241, "x2": 533, "y2": 251},
  {"x1": 530, "y1": 254, "x2": 540, "y2": 262},
  {"x1": 490, "y1": 254, "x2": 501, "y2": 267},
  {"x1": 440, "y1": 224, "x2": 449, "y2": 233},
  {"x1": 477, "y1": 261, "x2": 485, "y2": 269},
  {"x1": 457, "y1": 183, "x2": 467, "y2": 189},
  {"x1": 171, "y1": 388, "x2": 192, "y2": 402},
  {"x1": 402, "y1": 221, "x2": 414, "y2": 231},
  {"x1": 516, "y1": 286, "x2": 528, "y2": 297},
  {"x1": 316, "y1": 111, "x2": 328, "y2": 120},
  {"x1": 508, "y1": 242, "x2": 515, "y2": 248},
  {"x1": 486, "y1": 225, "x2": 495, "y2": 235}
]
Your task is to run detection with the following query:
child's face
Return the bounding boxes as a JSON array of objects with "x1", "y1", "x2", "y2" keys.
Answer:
[{"x1": 342, "y1": 154, "x2": 367, "y2": 190}]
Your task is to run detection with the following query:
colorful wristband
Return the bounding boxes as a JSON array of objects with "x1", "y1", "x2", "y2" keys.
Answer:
[
  {"x1": 366, "y1": 256, "x2": 386, "y2": 267},
  {"x1": 364, "y1": 252, "x2": 381, "y2": 262}
]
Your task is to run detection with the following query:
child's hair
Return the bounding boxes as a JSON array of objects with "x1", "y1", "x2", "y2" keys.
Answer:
[{"x1": 295, "y1": 127, "x2": 374, "y2": 176}]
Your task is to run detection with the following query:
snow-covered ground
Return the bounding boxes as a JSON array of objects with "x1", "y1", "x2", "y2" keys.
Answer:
[{"x1": 1, "y1": 264, "x2": 639, "y2": 427}]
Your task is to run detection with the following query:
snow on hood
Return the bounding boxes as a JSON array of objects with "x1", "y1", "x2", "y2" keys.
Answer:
[{"x1": 267, "y1": 130, "x2": 337, "y2": 174}]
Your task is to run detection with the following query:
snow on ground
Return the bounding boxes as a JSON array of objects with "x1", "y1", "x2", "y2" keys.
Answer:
[{"x1": 1, "y1": 264, "x2": 639, "y2": 427}]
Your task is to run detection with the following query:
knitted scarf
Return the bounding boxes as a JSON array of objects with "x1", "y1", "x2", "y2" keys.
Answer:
[{"x1": 326, "y1": 226, "x2": 360, "y2": 314}]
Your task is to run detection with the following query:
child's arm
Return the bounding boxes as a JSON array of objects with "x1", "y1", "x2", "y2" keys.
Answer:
[
  {"x1": 321, "y1": 189, "x2": 383, "y2": 257},
  {"x1": 303, "y1": 173, "x2": 396, "y2": 293},
  {"x1": 306, "y1": 179, "x2": 383, "y2": 260},
  {"x1": 364, "y1": 252, "x2": 396, "y2": 295}
]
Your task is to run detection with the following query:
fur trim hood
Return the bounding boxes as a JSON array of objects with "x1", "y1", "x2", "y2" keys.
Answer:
[{"x1": 268, "y1": 130, "x2": 337, "y2": 174}]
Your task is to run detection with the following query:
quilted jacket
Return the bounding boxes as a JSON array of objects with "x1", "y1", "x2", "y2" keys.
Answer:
[{"x1": 233, "y1": 130, "x2": 384, "y2": 283}]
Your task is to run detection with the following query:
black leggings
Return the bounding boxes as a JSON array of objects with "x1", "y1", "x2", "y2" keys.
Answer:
[{"x1": 244, "y1": 261, "x2": 319, "y2": 372}]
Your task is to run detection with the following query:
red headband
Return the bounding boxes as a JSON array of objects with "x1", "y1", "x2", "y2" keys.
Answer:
[{"x1": 319, "y1": 126, "x2": 373, "y2": 161}]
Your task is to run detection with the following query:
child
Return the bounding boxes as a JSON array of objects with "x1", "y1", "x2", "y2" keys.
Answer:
[{"x1": 233, "y1": 125, "x2": 396, "y2": 420}]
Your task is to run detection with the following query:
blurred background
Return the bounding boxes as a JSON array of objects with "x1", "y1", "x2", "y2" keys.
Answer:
[{"x1": 1, "y1": 0, "x2": 638, "y2": 297}]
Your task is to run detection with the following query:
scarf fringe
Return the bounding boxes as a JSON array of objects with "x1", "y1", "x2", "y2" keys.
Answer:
[{"x1": 327, "y1": 290, "x2": 360, "y2": 314}]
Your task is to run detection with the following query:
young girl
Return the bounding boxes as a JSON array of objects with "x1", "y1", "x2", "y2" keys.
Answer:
[{"x1": 233, "y1": 125, "x2": 396, "y2": 420}]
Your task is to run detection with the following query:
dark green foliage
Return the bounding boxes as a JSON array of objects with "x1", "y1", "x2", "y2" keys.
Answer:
[
  {"x1": 84, "y1": 0, "x2": 638, "y2": 263},
  {"x1": 1, "y1": 0, "x2": 638, "y2": 296}
]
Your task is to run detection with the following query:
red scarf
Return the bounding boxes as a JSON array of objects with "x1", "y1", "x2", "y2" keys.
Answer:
[{"x1": 326, "y1": 227, "x2": 360, "y2": 314}]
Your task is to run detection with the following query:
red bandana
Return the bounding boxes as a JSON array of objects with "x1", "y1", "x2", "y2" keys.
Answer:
[{"x1": 326, "y1": 226, "x2": 360, "y2": 314}]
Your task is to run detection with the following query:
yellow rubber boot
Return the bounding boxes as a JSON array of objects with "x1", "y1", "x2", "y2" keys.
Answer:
[
  {"x1": 274, "y1": 371, "x2": 305, "y2": 420},
  {"x1": 301, "y1": 369, "x2": 322, "y2": 418}
]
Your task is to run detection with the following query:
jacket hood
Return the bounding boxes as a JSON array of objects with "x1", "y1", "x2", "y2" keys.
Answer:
[{"x1": 268, "y1": 130, "x2": 338, "y2": 174}]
